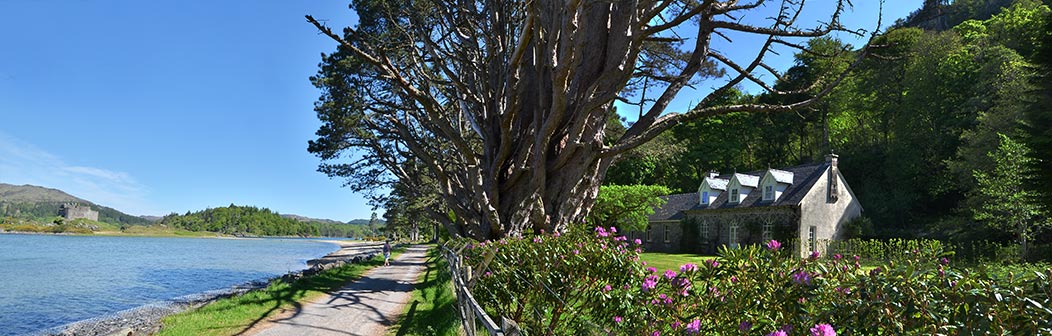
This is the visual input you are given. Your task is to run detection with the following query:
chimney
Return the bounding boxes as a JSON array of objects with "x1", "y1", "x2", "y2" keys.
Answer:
[
  {"x1": 708, "y1": 170, "x2": 719, "y2": 179},
  {"x1": 826, "y1": 153, "x2": 839, "y2": 203}
]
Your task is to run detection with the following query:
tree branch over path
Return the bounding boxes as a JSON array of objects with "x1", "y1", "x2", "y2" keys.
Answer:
[{"x1": 306, "y1": 0, "x2": 885, "y2": 241}]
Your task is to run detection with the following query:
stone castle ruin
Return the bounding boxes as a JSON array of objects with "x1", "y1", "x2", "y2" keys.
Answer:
[{"x1": 60, "y1": 203, "x2": 99, "y2": 221}]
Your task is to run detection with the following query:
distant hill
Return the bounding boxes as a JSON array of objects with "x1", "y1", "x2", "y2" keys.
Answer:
[
  {"x1": 348, "y1": 218, "x2": 385, "y2": 225},
  {"x1": 280, "y1": 214, "x2": 345, "y2": 225},
  {"x1": 0, "y1": 183, "x2": 150, "y2": 225}
]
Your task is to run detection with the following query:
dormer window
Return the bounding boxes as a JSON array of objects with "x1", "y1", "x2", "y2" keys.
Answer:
[
  {"x1": 702, "y1": 191, "x2": 709, "y2": 204},
  {"x1": 730, "y1": 189, "x2": 739, "y2": 203},
  {"x1": 764, "y1": 185, "x2": 774, "y2": 201}
]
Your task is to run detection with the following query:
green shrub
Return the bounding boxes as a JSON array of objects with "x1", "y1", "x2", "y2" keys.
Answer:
[{"x1": 462, "y1": 233, "x2": 1052, "y2": 335}]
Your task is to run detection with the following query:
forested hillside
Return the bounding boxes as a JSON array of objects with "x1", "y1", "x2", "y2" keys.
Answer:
[
  {"x1": 159, "y1": 205, "x2": 380, "y2": 237},
  {"x1": 606, "y1": 0, "x2": 1051, "y2": 241},
  {"x1": 0, "y1": 183, "x2": 151, "y2": 225}
]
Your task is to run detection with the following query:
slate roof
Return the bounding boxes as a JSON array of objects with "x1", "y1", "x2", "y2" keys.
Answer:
[
  {"x1": 647, "y1": 162, "x2": 830, "y2": 221},
  {"x1": 732, "y1": 173, "x2": 760, "y2": 188},
  {"x1": 768, "y1": 168, "x2": 794, "y2": 184},
  {"x1": 648, "y1": 192, "x2": 699, "y2": 221},
  {"x1": 701, "y1": 177, "x2": 729, "y2": 191}
]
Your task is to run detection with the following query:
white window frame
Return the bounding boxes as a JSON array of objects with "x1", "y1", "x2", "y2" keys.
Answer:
[
  {"x1": 700, "y1": 221, "x2": 709, "y2": 239},
  {"x1": 730, "y1": 189, "x2": 739, "y2": 203},
  {"x1": 664, "y1": 224, "x2": 671, "y2": 243},
  {"x1": 764, "y1": 185, "x2": 774, "y2": 201},
  {"x1": 809, "y1": 226, "x2": 817, "y2": 252},
  {"x1": 729, "y1": 224, "x2": 739, "y2": 246},
  {"x1": 701, "y1": 191, "x2": 709, "y2": 204},
  {"x1": 646, "y1": 225, "x2": 652, "y2": 242},
  {"x1": 762, "y1": 223, "x2": 773, "y2": 241}
]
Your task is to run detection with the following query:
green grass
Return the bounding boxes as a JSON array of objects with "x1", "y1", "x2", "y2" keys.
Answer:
[
  {"x1": 390, "y1": 246, "x2": 460, "y2": 336},
  {"x1": 640, "y1": 252, "x2": 716, "y2": 272},
  {"x1": 157, "y1": 252, "x2": 397, "y2": 336}
]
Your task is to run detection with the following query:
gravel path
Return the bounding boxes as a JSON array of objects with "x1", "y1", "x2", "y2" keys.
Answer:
[{"x1": 247, "y1": 245, "x2": 429, "y2": 336}]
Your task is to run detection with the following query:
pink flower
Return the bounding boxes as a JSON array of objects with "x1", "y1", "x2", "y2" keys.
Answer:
[
  {"x1": 651, "y1": 332, "x2": 660, "y2": 336},
  {"x1": 809, "y1": 251, "x2": 820, "y2": 260},
  {"x1": 533, "y1": 237, "x2": 542, "y2": 243},
  {"x1": 730, "y1": 276, "x2": 738, "y2": 284},
  {"x1": 679, "y1": 263, "x2": 697, "y2": 272},
  {"x1": 765, "y1": 239, "x2": 782, "y2": 251},
  {"x1": 642, "y1": 275, "x2": 658, "y2": 291},
  {"x1": 610, "y1": 226, "x2": 617, "y2": 233},
  {"x1": 739, "y1": 321, "x2": 752, "y2": 332},
  {"x1": 573, "y1": 249, "x2": 579, "y2": 255},
  {"x1": 810, "y1": 323, "x2": 836, "y2": 336},
  {"x1": 646, "y1": 267, "x2": 657, "y2": 273},
  {"x1": 707, "y1": 259, "x2": 719, "y2": 268},
  {"x1": 595, "y1": 227, "x2": 609, "y2": 237},
  {"x1": 634, "y1": 239, "x2": 642, "y2": 245},
  {"x1": 614, "y1": 316, "x2": 622, "y2": 323},
  {"x1": 603, "y1": 284, "x2": 612, "y2": 292},
  {"x1": 670, "y1": 321, "x2": 682, "y2": 329},
  {"x1": 685, "y1": 319, "x2": 701, "y2": 334},
  {"x1": 767, "y1": 331, "x2": 788, "y2": 336},
  {"x1": 663, "y1": 270, "x2": 677, "y2": 280},
  {"x1": 553, "y1": 231, "x2": 560, "y2": 237},
  {"x1": 792, "y1": 270, "x2": 812, "y2": 286},
  {"x1": 940, "y1": 257, "x2": 950, "y2": 265}
]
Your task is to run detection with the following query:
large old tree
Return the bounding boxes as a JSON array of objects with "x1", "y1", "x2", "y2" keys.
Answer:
[{"x1": 308, "y1": 0, "x2": 880, "y2": 240}]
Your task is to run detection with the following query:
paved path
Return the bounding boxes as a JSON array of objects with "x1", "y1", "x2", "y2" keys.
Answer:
[{"x1": 248, "y1": 245, "x2": 429, "y2": 336}]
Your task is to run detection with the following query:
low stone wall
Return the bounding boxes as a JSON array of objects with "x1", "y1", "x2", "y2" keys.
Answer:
[{"x1": 38, "y1": 244, "x2": 382, "y2": 336}]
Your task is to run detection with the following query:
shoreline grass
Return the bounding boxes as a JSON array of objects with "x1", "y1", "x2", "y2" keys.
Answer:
[
  {"x1": 157, "y1": 249, "x2": 403, "y2": 336},
  {"x1": 390, "y1": 246, "x2": 460, "y2": 336}
]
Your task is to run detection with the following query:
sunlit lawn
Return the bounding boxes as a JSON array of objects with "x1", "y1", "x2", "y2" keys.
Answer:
[{"x1": 639, "y1": 252, "x2": 716, "y2": 272}]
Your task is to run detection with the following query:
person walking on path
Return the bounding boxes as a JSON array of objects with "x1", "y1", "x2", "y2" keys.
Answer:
[
  {"x1": 248, "y1": 245, "x2": 429, "y2": 336},
  {"x1": 383, "y1": 240, "x2": 392, "y2": 266}
]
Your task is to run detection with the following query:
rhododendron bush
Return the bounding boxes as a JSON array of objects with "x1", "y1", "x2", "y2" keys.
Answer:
[{"x1": 454, "y1": 228, "x2": 1052, "y2": 335}]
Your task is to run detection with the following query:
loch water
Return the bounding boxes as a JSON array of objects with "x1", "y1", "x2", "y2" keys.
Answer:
[{"x1": 0, "y1": 234, "x2": 339, "y2": 335}]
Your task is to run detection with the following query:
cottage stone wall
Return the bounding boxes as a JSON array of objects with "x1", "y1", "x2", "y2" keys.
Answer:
[
  {"x1": 61, "y1": 204, "x2": 99, "y2": 221},
  {"x1": 684, "y1": 207, "x2": 798, "y2": 254},
  {"x1": 636, "y1": 221, "x2": 684, "y2": 253},
  {"x1": 797, "y1": 169, "x2": 863, "y2": 257}
]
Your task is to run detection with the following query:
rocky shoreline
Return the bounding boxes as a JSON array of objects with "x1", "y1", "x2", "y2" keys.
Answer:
[{"x1": 36, "y1": 241, "x2": 383, "y2": 336}]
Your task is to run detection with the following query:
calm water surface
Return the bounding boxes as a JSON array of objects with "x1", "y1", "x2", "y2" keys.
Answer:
[{"x1": 0, "y1": 234, "x2": 339, "y2": 335}]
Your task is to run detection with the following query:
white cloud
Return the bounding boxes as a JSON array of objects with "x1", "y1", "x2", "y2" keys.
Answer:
[{"x1": 0, "y1": 132, "x2": 159, "y2": 215}]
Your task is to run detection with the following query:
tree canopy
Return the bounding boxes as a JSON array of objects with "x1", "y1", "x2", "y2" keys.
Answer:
[{"x1": 308, "y1": 0, "x2": 879, "y2": 240}]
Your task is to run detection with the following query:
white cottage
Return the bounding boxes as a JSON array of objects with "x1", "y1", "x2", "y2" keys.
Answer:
[{"x1": 638, "y1": 154, "x2": 863, "y2": 257}]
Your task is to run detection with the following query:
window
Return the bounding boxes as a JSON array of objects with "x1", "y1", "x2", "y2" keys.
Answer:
[
  {"x1": 762, "y1": 223, "x2": 773, "y2": 241},
  {"x1": 700, "y1": 221, "x2": 709, "y2": 240},
  {"x1": 764, "y1": 185, "x2": 774, "y2": 201},
  {"x1": 809, "y1": 226, "x2": 817, "y2": 252},
  {"x1": 730, "y1": 189, "x2": 739, "y2": 203},
  {"x1": 701, "y1": 191, "x2": 709, "y2": 204},
  {"x1": 729, "y1": 224, "x2": 739, "y2": 247},
  {"x1": 646, "y1": 225, "x2": 653, "y2": 242},
  {"x1": 664, "y1": 224, "x2": 671, "y2": 243}
]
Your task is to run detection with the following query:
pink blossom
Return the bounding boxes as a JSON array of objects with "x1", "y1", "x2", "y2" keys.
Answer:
[
  {"x1": 940, "y1": 257, "x2": 950, "y2": 265},
  {"x1": 670, "y1": 321, "x2": 682, "y2": 329},
  {"x1": 685, "y1": 320, "x2": 701, "y2": 334},
  {"x1": 707, "y1": 259, "x2": 719, "y2": 268},
  {"x1": 767, "y1": 331, "x2": 788, "y2": 336},
  {"x1": 646, "y1": 267, "x2": 657, "y2": 273},
  {"x1": 739, "y1": 321, "x2": 752, "y2": 332},
  {"x1": 765, "y1": 239, "x2": 782, "y2": 251},
  {"x1": 595, "y1": 227, "x2": 609, "y2": 237},
  {"x1": 679, "y1": 263, "x2": 698, "y2": 272},
  {"x1": 614, "y1": 316, "x2": 622, "y2": 323},
  {"x1": 792, "y1": 270, "x2": 812, "y2": 286},
  {"x1": 610, "y1": 226, "x2": 617, "y2": 233},
  {"x1": 603, "y1": 284, "x2": 612, "y2": 292},
  {"x1": 663, "y1": 270, "x2": 677, "y2": 280},
  {"x1": 651, "y1": 332, "x2": 660, "y2": 336},
  {"x1": 553, "y1": 231, "x2": 561, "y2": 237},
  {"x1": 533, "y1": 237, "x2": 543, "y2": 243},
  {"x1": 642, "y1": 275, "x2": 658, "y2": 291},
  {"x1": 810, "y1": 323, "x2": 836, "y2": 336},
  {"x1": 809, "y1": 251, "x2": 820, "y2": 260},
  {"x1": 634, "y1": 239, "x2": 642, "y2": 245},
  {"x1": 573, "y1": 249, "x2": 579, "y2": 255}
]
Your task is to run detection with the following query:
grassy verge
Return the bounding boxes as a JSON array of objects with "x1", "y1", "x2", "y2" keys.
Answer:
[
  {"x1": 390, "y1": 246, "x2": 460, "y2": 336},
  {"x1": 639, "y1": 252, "x2": 716, "y2": 272},
  {"x1": 158, "y1": 249, "x2": 402, "y2": 336}
]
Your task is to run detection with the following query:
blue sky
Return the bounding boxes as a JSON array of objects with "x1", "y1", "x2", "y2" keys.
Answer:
[{"x1": 0, "y1": 1, "x2": 921, "y2": 221}]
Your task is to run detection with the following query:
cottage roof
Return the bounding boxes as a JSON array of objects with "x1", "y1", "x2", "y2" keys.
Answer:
[
  {"x1": 647, "y1": 192, "x2": 698, "y2": 221},
  {"x1": 701, "y1": 177, "x2": 729, "y2": 191},
  {"x1": 731, "y1": 173, "x2": 760, "y2": 188},
  {"x1": 700, "y1": 162, "x2": 827, "y2": 210},
  {"x1": 767, "y1": 168, "x2": 794, "y2": 184}
]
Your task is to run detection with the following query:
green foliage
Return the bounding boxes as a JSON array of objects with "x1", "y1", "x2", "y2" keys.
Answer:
[
  {"x1": 159, "y1": 205, "x2": 375, "y2": 237},
  {"x1": 588, "y1": 185, "x2": 670, "y2": 232},
  {"x1": 974, "y1": 134, "x2": 1049, "y2": 258},
  {"x1": 465, "y1": 233, "x2": 1052, "y2": 335}
]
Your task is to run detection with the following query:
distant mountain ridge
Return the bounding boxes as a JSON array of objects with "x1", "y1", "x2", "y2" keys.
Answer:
[
  {"x1": 0, "y1": 183, "x2": 151, "y2": 225},
  {"x1": 281, "y1": 214, "x2": 385, "y2": 226}
]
